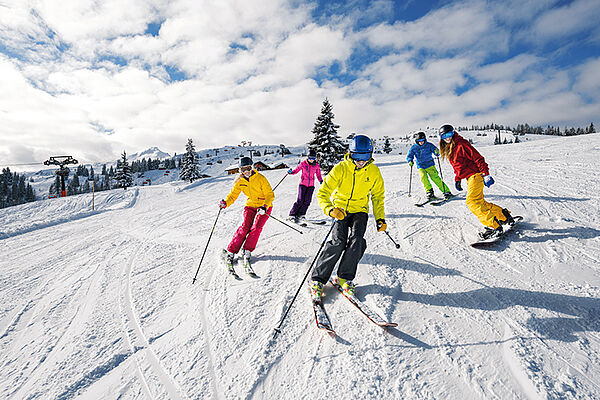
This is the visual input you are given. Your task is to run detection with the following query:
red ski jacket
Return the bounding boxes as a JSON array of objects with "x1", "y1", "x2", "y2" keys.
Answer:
[{"x1": 448, "y1": 134, "x2": 489, "y2": 181}]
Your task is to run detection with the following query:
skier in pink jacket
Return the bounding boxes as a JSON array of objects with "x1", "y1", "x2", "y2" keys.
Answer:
[{"x1": 288, "y1": 149, "x2": 323, "y2": 224}]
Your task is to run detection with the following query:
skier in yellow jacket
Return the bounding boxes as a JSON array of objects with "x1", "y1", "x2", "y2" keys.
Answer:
[
  {"x1": 219, "y1": 157, "x2": 274, "y2": 275},
  {"x1": 310, "y1": 135, "x2": 386, "y2": 301}
]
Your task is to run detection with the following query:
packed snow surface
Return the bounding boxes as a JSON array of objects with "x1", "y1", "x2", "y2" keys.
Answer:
[{"x1": 1, "y1": 134, "x2": 599, "y2": 399}]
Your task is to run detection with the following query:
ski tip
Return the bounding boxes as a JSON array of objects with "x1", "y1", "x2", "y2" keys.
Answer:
[{"x1": 382, "y1": 322, "x2": 398, "y2": 328}]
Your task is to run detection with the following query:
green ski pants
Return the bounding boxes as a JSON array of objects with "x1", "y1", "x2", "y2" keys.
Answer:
[{"x1": 418, "y1": 166, "x2": 450, "y2": 193}]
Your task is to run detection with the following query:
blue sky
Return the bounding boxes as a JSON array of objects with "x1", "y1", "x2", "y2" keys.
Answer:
[{"x1": 0, "y1": 0, "x2": 599, "y2": 164}]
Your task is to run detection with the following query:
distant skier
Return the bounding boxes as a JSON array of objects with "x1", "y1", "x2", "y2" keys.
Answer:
[
  {"x1": 407, "y1": 131, "x2": 452, "y2": 201},
  {"x1": 438, "y1": 124, "x2": 515, "y2": 240},
  {"x1": 310, "y1": 135, "x2": 386, "y2": 301},
  {"x1": 219, "y1": 157, "x2": 274, "y2": 275},
  {"x1": 287, "y1": 149, "x2": 323, "y2": 224}
]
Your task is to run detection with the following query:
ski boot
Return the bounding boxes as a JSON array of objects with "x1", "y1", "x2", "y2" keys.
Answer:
[
  {"x1": 310, "y1": 281, "x2": 324, "y2": 302},
  {"x1": 333, "y1": 276, "x2": 356, "y2": 296},
  {"x1": 444, "y1": 192, "x2": 453, "y2": 200},
  {"x1": 242, "y1": 250, "x2": 256, "y2": 276},
  {"x1": 426, "y1": 189, "x2": 435, "y2": 201},
  {"x1": 478, "y1": 225, "x2": 503, "y2": 240},
  {"x1": 500, "y1": 208, "x2": 515, "y2": 226},
  {"x1": 298, "y1": 215, "x2": 307, "y2": 223}
]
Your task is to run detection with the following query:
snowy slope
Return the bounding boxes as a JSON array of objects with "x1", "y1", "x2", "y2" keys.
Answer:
[{"x1": 1, "y1": 134, "x2": 599, "y2": 399}]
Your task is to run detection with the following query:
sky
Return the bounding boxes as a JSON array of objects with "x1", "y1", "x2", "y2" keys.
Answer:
[{"x1": 1, "y1": 0, "x2": 599, "y2": 166}]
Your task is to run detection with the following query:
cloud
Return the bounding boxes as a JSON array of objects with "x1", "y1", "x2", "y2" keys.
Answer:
[
  {"x1": 473, "y1": 54, "x2": 541, "y2": 82},
  {"x1": 362, "y1": 1, "x2": 506, "y2": 54},
  {"x1": 531, "y1": 0, "x2": 600, "y2": 43},
  {"x1": 0, "y1": 0, "x2": 599, "y2": 166}
]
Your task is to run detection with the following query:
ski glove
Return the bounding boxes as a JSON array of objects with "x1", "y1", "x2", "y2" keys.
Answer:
[
  {"x1": 376, "y1": 219, "x2": 387, "y2": 232},
  {"x1": 329, "y1": 207, "x2": 346, "y2": 220},
  {"x1": 455, "y1": 181, "x2": 463, "y2": 191},
  {"x1": 408, "y1": 161, "x2": 414, "y2": 167},
  {"x1": 257, "y1": 206, "x2": 268, "y2": 215},
  {"x1": 287, "y1": 168, "x2": 293, "y2": 174},
  {"x1": 219, "y1": 199, "x2": 227, "y2": 209},
  {"x1": 434, "y1": 149, "x2": 440, "y2": 156},
  {"x1": 483, "y1": 175, "x2": 495, "y2": 188},
  {"x1": 319, "y1": 180, "x2": 323, "y2": 184}
]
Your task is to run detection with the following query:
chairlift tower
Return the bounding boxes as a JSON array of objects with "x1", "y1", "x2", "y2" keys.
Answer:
[{"x1": 44, "y1": 156, "x2": 78, "y2": 197}]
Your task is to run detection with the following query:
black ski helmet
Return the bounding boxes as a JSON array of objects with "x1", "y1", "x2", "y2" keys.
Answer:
[
  {"x1": 439, "y1": 124, "x2": 455, "y2": 139},
  {"x1": 414, "y1": 131, "x2": 426, "y2": 143},
  {"x1": 239, "y1": 156, "x2": 253, "y2": 169},
  {"x1": 308, "y1": 149, "x2": 317, "y2": 157}
]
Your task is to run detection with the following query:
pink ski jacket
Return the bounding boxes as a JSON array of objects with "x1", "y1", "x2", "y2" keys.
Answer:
[{"x1": 290, "y1": 159, "x2": 323, "y2": 187}]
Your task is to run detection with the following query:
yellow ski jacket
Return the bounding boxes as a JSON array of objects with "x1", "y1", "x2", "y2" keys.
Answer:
[
  {"x1": 317, "y1": 154, "x2": 385, "y2": 220},
  {"x1": 224, "y1": 170, "x2": 274, "y2": 209}
]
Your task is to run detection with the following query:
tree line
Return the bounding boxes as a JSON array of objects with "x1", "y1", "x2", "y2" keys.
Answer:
[
  {"x1": 457, "y1": 122, "x2": 596, "y2": 136},
  {"x1": 0, "y1": 168, "x2": 36, "y2": 209}
]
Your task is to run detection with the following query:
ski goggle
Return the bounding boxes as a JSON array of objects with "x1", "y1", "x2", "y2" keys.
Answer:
[
  {"x1": 308, "y1": 156, "x2": 316, "y2": 161},
  {"x1": 350, "y1": 152, "x2": 371, "y2": 162},
  {"x1": 416, "y1": 138, "x2": 426, "y2": 144},
  {"x1": 240, "y1": 166, "x2": 252, "y2": 172},
  {"x1": 440, "y1": 131, "x2": 455, "y2": 140}
]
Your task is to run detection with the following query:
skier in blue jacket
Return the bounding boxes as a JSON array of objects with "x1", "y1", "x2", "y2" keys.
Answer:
[{"x1": 407, "y1": 131, "x2": 452, "y2": 201}]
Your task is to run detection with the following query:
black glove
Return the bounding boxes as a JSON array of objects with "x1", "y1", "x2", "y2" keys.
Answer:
[
  {"x1": 257, "y1": 206, "x2": 268, "y2": 215},
  {"x1": 455, "y1": 180, "x2": 463, "y2": 191},
  {"x1": 376, "y1": 219, "x2": 387, "y2": 232}
]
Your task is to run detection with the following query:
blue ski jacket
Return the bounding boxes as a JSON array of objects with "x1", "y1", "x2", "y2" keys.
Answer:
[{"x1": 407, "y1": 141, "x2": 439, "y2": 169}]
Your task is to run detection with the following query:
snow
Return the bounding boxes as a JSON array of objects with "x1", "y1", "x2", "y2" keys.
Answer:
[{"x1": 1, "y1": 134, "x2": 600, "y2": 399}]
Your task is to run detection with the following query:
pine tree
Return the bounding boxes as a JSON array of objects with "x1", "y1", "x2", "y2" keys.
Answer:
[
  {"x1": 114, "y1": 151, "x2": 133, "y2": 189},
  {"x1": 180, "y1": 138, "x2": 202, "y2": 183},
  {"x1": 383, "y1": 138, "x2": 392, "y2": 154},
  {"x1": 308, "y1": 98, "x2": 346, "y2": 173},
  {"x1": 590, "y1": 122, "x2": 596, "y2": 133}
]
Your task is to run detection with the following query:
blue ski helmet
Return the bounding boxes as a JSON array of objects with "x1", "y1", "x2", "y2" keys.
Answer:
[
  {"x1": 349, "y1": 134, "x2": 373, "y2": 161},
  {"x1": 439, "y1": 124, "x2": 455, "y2": 140}
]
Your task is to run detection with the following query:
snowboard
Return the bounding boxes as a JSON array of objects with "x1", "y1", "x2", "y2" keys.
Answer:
[{"x1": 470, "y1": 216, "x2": 523, "y2": 248}]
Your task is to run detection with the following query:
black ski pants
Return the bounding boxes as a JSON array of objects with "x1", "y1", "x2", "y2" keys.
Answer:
[{"x1": 311, "y1": 212, "x2": 368, "y2": 284}]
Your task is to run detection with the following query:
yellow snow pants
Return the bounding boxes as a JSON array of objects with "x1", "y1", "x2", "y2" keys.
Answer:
[{"x1": 466, "y1": 174, "x2": 506, "y2": 229}]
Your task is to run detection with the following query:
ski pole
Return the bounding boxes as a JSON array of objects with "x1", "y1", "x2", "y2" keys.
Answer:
[
  {"x1": 436, "y1": 157, "x2": 449, "y2": 193},
  {"x1": 272, "y1": 173, "x2": 288, "y2": 191},
  {"x1": 408, "y1": 164, "x2": 413, "y2": 197},
  {"x1": 273, "y1": 219, "x2": 336, "y2": 339},
  {"x1": 192, "y1": 208, "x2": 222, "y2": 284},
  {"x1": 266, "y1": 213, "x2": 303, "y2": 234},
  {"x1": 385, "y1": 231, "x2": 401, "y2": 249}
]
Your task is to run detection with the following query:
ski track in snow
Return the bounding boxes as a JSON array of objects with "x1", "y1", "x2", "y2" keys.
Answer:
[{"x1": 1, "y1": 134, "x2": 600, "y2": 399}]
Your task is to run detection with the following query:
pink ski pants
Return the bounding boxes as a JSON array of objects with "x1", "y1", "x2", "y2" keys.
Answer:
[{"x1": 227, "y1": 205, "x2": 273, "y2": 254}]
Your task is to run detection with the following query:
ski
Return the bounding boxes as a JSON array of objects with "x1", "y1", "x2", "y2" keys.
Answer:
[
  {"x1": 471, "y1": 216, "x2": 523, "y2": 248},
  {"x1": 306, "y1": 219, "x2": 327, "y2": 225},
  {"x1": 242, "y1": 258, "x2": 258, "y2": 278},
  {"x1": 221, "y1": 250, "x2": 242, "y2": 280},
  {"x1": 283, "y1": 216, "x2": 308, "y2": 227},
  {"x1": 310, "y1": 291, "x2": 335, "y2": 337},
  {"x1": 414, "y1": 197, "x2": 441, "y2": 207},
  {"x1": 430, "y1": 194, "x2": 458, "y2": 206},
  {"x1": 329, "y1": 279, "x2": 397, "y2": 328},
  {"x1": 226, "y1": 264, "x2": 242, "y2": 280}
]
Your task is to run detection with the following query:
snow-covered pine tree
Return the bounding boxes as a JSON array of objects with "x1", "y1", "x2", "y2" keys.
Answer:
[
  {"x1": 114, "y1": 151, "x2": 133, "y2": 190},
  {"x1": 383, "y1": 138, "x2": 392, "y2": 154},
  {"x1": 308, "y1": 98, "x2": 346, "y2": 173},
  {"x1": 180, "y1": 138, "x2": 202, "y2": 183}
]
